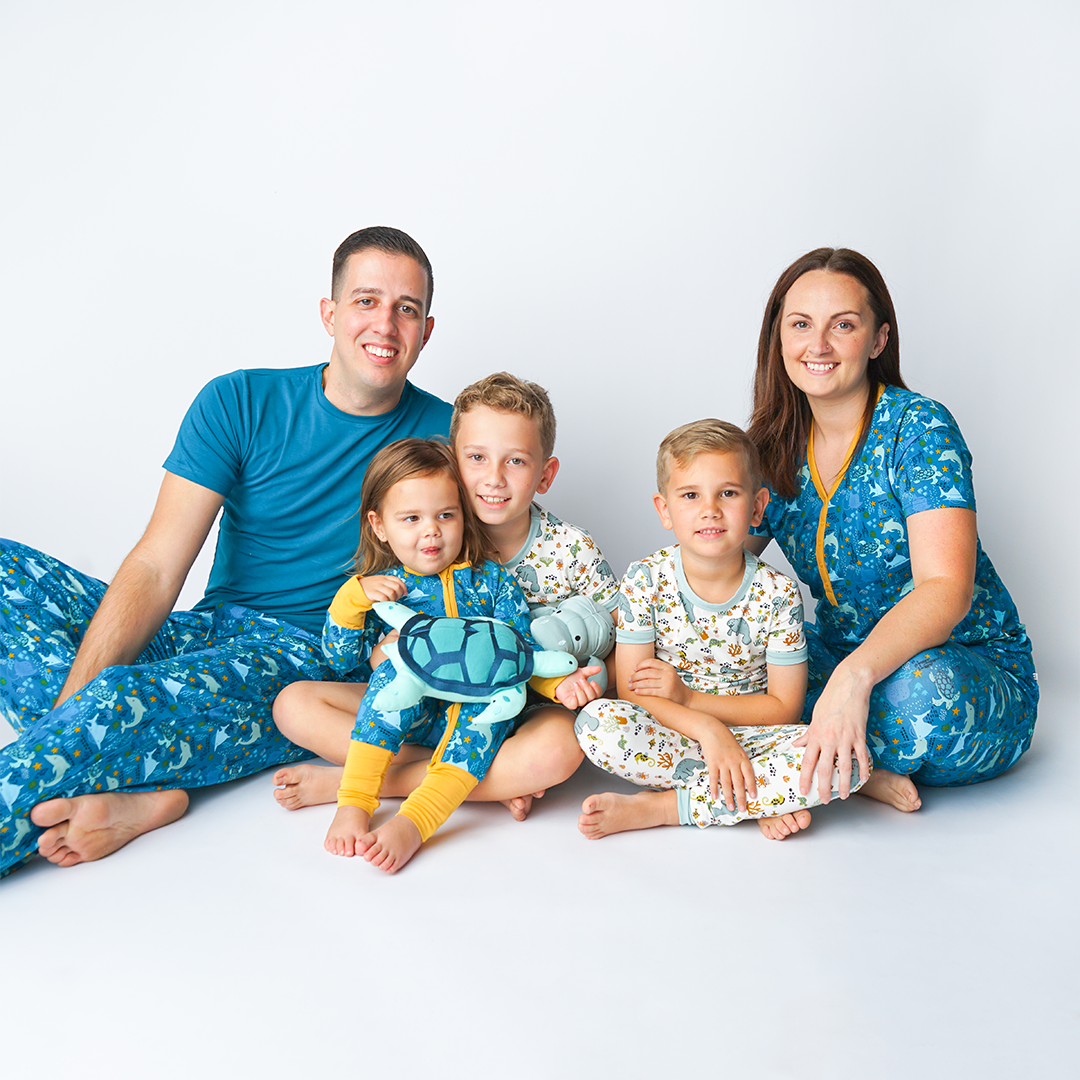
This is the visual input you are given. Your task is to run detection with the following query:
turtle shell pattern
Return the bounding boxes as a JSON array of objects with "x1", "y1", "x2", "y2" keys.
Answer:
[{"x1": 395, "y1": 612, "x2": 535, "y2": 698}]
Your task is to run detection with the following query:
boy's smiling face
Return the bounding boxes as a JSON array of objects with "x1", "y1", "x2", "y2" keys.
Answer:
[
  {"x1": 654, "y1": 450, "x2": 768, "y2": 565},
  {"x1": 455, "y1": 405, "x2": 559, "y2": 534}
]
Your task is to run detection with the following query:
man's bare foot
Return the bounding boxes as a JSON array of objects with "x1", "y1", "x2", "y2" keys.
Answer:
[
  {"x1": 360, "y1": 814, "x2": 422, "y2": 874},
  {"x1": 273, "y1": 763, "x2": 344, "y2": 810},
  {"x1": 30, "y1": 789, "x2": 189, "y2": 867},
  {"x1": 501, "y1": 789, "x2": 545, "y2": 822},
  {"x1": 758, "y1": 809, "x2": 812, "y2": 840},
  {"x1": 858, "y1": 768, "x2": 921, "y2": 812},
  {"x1": 324, "y1": 805, "x2": 371, "y2": 856},
  {"x1": 578, "y1": 790, "x2": 679, "y2": 839}
]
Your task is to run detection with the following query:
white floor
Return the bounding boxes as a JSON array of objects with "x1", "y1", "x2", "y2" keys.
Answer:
[{"x1": 4, "y1": 680, "x2": 1076, "y2": 1080}]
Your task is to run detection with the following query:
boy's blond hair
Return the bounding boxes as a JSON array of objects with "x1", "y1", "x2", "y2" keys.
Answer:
[
  {"x1": 656, "y1": 419, "x2": 764, "y2": 495},
  {"x1": 450, "y1": 372, "x2": 557, "y2": 459}
]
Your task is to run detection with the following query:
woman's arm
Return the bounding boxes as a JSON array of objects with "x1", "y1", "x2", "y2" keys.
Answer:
[{"x1": 797, "y1": 506, "x2": 977, "y2": 801}]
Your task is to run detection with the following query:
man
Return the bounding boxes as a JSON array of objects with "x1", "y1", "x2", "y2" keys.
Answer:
[{"x1": 0, "y1": 227, "x2": 452, "y2": 876}]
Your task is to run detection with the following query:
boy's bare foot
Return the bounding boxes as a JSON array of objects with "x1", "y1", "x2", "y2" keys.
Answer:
[
  {"x1": 758, "y1": 809, "x2": 812, "y2": 840},
  {"x1": 30, "y1": 789, "x2": 189, "y2": 867},
  {"x1": 578, "y1": 790, "x2": 679, "y2": 839},
  {"x1": 858, "y1": 768, "x2": 921, "y2": 812},
  {"x1": 501, "y1": 789, "x2": 545, "y2": 821},
  {"x1": 273, "y1": 763, "x2": 343, "y2": 810},
  {"x1": 360, "y1": 814, "x2": 422, "y2": 874},
  {"x1": 324, "y1": 805, "x2": 371, "y2": 857}
]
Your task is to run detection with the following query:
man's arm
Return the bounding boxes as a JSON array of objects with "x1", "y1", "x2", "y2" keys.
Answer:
[{"x1": 55, "y1": 472, "x2": 225, "y2": 707}]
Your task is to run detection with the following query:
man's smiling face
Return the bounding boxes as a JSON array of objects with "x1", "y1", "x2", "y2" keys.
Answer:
[{"x1": 320, "y1": 248, "x2": 434, "y2": 413}]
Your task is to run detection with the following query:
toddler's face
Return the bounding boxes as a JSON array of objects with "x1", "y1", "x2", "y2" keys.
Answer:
[
  {"x1": 369, "y1": 472, "x2": 464, "y2": 576},
  {"x1": 654, "y1": 451, "x2": 768, "y2": 564},
  {"x1": 454, "y1": 405, "x2": 557, "y2": 532}
]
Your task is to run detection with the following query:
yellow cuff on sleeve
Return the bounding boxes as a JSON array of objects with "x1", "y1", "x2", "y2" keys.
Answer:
[
  {"x1": 328, "y1": 576, "x2": 374, "y2": 629},
  {"x1": 337, "y1": 741, "x2": 394, "y2": 814},
  {"x1": 528, "y1": 673, "x2": 565, "y2": 701},
  {"x1": 398, "y1": 762, "x2": 479, "y2": 843}
]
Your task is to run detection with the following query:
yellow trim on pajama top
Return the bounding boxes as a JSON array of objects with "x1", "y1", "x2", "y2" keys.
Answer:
[{"x1": 806, "y1": 385, "x2": 884, "y2": 608}]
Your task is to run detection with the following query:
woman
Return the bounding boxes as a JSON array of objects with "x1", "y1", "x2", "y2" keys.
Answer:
[{"x1": 745, "y1": 248, "x2": 1037, "y2": 810}]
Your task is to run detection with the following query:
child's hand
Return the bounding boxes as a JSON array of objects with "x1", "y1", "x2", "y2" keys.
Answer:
[
  {"x1": 698, "y1": 725, "x2": 755, "y2": 813},
  {"x1": 628, "y1": 658, "x2": 691, "y2": 706},
  {"x1": 370, "y1": 630, "x2": 400, "y2": 670},
  {"x1": 360, "y1": 575, "x2": 407, "y2": 603},
  {"x1": 554, "y1": 666, "x2": 604, "y2": 709}
]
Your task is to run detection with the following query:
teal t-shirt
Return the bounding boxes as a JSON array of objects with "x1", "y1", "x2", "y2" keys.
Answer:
[{"x1": 164, "y1": 365, "x2": 452, "y2": 634}]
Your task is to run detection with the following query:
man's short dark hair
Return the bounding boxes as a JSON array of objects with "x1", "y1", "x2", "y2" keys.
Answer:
[{"x1": 331, "y1": 226, "x2": 434, "y2": 313}]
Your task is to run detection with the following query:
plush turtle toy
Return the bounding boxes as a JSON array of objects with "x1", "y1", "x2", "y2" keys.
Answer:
[{"x1": 368, "y1": 602, "x2": 577, "y2": 733}]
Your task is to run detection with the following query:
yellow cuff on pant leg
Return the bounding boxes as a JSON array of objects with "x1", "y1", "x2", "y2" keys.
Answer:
[
  {"x1": 398, "y1": 762, "x2": 478, "y2": 843},
  {"x1": 337, "y1": 741, "x2": 394, "y2": 813}
]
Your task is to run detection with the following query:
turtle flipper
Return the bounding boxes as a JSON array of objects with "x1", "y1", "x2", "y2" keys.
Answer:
[{"x1": 367, "y1": 645, "x2": 427, "y2": 711}]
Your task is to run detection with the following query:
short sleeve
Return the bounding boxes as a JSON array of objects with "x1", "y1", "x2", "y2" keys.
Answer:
[
  {"x1": 615, "y1": 561, "x2": 657, "y2": 645},
  {"x1": 762, "y1": 572, "x2": 807, "y2": 665},
  {"x1": 892, "y1": 398, "x2": 976, "y2": 517},
  {"x1": 163, "y1": 372, "x2": 249, "y2": 497},
  {"x1": 568, "y1": 541, "x2": 620, "y2": 611}
]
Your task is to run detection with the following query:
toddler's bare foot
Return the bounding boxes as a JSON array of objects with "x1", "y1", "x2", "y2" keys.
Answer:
[
  {"x1": 501, "y1": 789, "x2": 545, "y2": 821},
  {"x1": 578, "y1": 790, "x2": 678, "y2": 839},
  {"x1": 758, "y1": 809, "x2": 812, "y2": 840},
  {"x1": 324, "y1": 805, "x2": 371, "y2": 857},
  {"x1": 273, "y1": 763, "x2": 343, "y2": 810},
  {"x1": 30, "y1": 790, "x2": 189, "y2": 867},
  {"x1": 360, "y1": 815, "x2": 422, "y2": 873},
  {"x1": 858, "y1": 768, "x2": 921, "y2": 812}
]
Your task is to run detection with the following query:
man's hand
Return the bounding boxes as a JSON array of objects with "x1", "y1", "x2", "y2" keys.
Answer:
[
  {"x1": 627, "y1": 657, "x2": 691, "y2": 706},
  {"x1": 554, "y1": 666, "x2": 604, "y2": 710},
  {"x1": 698, "y1": 724, "x2": 755, "y2": 812}
]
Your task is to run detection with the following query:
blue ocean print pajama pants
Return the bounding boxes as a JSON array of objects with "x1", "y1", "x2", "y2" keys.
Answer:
[
  {"x1": 0, "y1": 540, "x2": 336, "y2": 876},
  {"x1": 804, "y1": 623, "x2": 1038, "y2": 786}
]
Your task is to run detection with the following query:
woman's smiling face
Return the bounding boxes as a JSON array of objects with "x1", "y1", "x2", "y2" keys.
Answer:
[{"x1": 780, "y1": 270, "x2": 889, "y2": 409}]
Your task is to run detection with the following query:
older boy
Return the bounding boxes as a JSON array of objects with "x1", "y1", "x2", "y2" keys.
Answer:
[
  {"x1": 273, "y1": 372, "x2": 616, "y2": 818},
  {"x1": 576, "y1": 419, "x2": 869, "y2": 841}
]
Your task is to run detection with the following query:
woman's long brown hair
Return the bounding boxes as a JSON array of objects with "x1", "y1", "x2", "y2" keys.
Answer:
[{"x1": 747, "y1": 248, "x2": 907, "y2": 501}]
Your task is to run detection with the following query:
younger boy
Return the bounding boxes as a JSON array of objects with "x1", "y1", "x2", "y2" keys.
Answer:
[
  {"x1": 576, "y1": 419, "x2": 869, "y2": 841},
  {"x1": 272, "y1": 372, "x2": 617, "y2": 818}
]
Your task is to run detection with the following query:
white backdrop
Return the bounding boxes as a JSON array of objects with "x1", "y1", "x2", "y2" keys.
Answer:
[{"x1": 2, "y1": 4, "x2": 1078, "y2": 1076}]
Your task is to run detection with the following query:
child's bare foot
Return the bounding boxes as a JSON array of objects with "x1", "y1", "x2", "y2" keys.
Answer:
[
  {"x1": 273, "y1": 763, "x2": 343, "y2": 809},
  {"x1": 758, "y1": 809, "x2": 812, "y2": 840},
  {"x1": 501, "y1": 789, "x2": 545, "y2": 821},
  {"x1": 858, "y1": 768, "x2": 921, "y2": 812},
  {"x1": 360, "y1": 814, "x2": 422, "y2": 873},
  {"x1": 324, "y1": 805, "x2": 371, "y2": 856},
  {"x1": 578, "y1": 790, "x2": 678, "y2": 839},
  {"x1": 30, "y1": 789, "x2": 189, "y2": 867}
]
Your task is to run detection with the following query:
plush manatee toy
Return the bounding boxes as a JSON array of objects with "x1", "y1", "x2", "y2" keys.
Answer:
[
  {"x1": 529, "y1": 595, "x2": 615, "y2": 694},
  {"x1": 369, "y1": 601, "x2": 577, "y2": 734}
]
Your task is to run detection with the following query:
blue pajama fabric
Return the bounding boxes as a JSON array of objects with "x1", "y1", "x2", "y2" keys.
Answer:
[
  {"x1": 0, "y1": 540, "x2": 337, "y2": 876},
  {"x1": 803, "y1": 623, "x2": 1037, "y2": 785},
  {"x1": 353, "y1": 660, "x2": 513, "y2": 783}
]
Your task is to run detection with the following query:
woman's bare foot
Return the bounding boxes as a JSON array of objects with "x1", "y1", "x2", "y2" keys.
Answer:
[
  {"x1": 30, "y1": 789, "x2": 189, "y2": 867},
  {"x1": 578, "y1": 790, "x2": 678, "y2": 839},
  {"x1": 360, "y1": 814, "x2": 422, "y2": 873},
  {"x1": 273, "y1": 763, "x2": 344, "y2": 809},
  {"x1": 501, "y1": 789, "x2": 545, "y2": 821},
  {"x1": 858, "y1": 768, "x2": 921, "y2": 812},
  {"x1": 324, "y1": 805, "x2": 371, "y2": 856},
  {"x1": 758, "y1": 809, "x2": 812, "y2": 840}
]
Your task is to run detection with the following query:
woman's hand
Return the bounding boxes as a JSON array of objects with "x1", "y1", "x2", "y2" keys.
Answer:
[
  {"x1": 627, "y1": 658, "x2": 691, "y2": 707},
  {"x1": 698, "y1": 724, "x2": 756, "y2": 813},
  {"x1": 793, "y1": 662, "x2": 872, "y2": 803}
]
